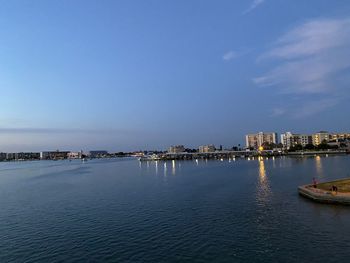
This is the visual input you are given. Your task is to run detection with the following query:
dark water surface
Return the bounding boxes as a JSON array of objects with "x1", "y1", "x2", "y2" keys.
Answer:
[{"x1": 0, "y1": 156, "x2": 350, "y2": 262}]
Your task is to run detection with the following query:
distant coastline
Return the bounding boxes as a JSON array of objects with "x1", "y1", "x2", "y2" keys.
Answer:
[{"x1": 0, "y1": 149, "x2": 348, "y2": 163}]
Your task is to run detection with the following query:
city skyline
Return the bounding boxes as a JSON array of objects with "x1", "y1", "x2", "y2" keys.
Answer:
[
  {"x1": 0, "y1": 129, "x2": 348, "y2": 153},
  {"x1": 1, "y1": 1, "x2": 350, "y2": 151}
]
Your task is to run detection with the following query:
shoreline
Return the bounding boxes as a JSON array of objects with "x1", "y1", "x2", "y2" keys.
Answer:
[
  {"x1": 140, "y1": 150, "x2": 348, "y2": 161},
  {"x1": 0, "y1": 151, "x2": 348, "y2": 163}
]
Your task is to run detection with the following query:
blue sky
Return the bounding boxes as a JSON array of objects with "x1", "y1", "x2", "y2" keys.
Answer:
[{"x1": 1, "y1": 0, "x2": 350, "y2": 151}]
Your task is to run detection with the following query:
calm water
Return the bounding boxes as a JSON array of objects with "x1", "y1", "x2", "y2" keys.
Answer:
[{"x1": 0, "y1": 156, "x2": 350, "y2": 262}]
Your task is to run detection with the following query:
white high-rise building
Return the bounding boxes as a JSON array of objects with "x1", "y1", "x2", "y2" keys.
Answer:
[{"x1": 245, "y1": 132, "x2": 277, "y2": 149}]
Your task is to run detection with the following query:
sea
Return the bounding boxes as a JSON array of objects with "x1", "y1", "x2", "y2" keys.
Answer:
[{"x1": 0, "y1": 155, "x2": 349, "y2": 262}]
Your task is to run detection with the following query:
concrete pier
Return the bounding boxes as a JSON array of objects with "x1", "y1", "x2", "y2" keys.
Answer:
[{"x1": 299, "y1": 178, "x2": 350, "y2": 205}]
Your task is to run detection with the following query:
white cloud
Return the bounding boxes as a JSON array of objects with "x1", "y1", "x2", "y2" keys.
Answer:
[
  {"x1": 254, "y1": 18, "x2": 350, "y2": 117},
  {"x1": 222, "y1": 51, "x2": 238, "y2": 61},
  {"x1": 243, "y1": 0, "x2": 265, "y2": 14},
  {"x1": 264, "y1": 19, "x2": 350, "y2": 59}
]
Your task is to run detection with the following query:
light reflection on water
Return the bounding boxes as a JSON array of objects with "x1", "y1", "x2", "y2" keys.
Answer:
[
  {"x1": 172, "y1": 160, "x2": 176, "y2": 175},
  {"x1": 315, "y1": 155, "x2": 323, "y2": 178},
  {"x1": 139, "y1": 160, "x2": 179, "y2": 176},
  {"x1": 256, "y1": 157, "x2": 271, "y2": 204}
]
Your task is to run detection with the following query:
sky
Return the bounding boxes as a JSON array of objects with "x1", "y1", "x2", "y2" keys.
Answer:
[{"x1": 1, "y1": 0, "x2": 350, "y2": 152}]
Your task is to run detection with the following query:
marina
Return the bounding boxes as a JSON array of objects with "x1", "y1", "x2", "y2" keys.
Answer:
[{"x1": 139, "y1": 150, "x2": 348, "y2": 161}]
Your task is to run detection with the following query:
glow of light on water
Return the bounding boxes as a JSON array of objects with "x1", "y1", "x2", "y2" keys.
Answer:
[
  {"x1": 256, "y1": 159, "x2": 271, "y2": 205},
  {"x1": 155, "y1": 161, "x2": 158, "y2": 175},
  {"x1": 172, "y1": 160, "x2": 176, "y2": 175},
  {"x1": 195, "y1": 159, "x2": 199, "y2": 165},
  {"x1": 164, "y1": 162, "x2": 167, "y2": 176},
  {"x1": 259, "y1": 160, "x2": 266, "y2": 181},
  {"x1": 315, "y1": 155, "x2": 323, "y2": 178}
]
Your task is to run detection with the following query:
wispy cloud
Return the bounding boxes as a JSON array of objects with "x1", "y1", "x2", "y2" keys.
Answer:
[
  {"x1": 270, "y1": 97, "x2": 339, "y2": 119},
  {"x1": 254, "y1": 18, "x2": 350, "y2": 118},
  {"x1": 222, "y1": 50, "x2": 238, "y2": 61},
  {"x1": 291, "y1": 98, "x2": 338, "y2": 119},
  {"x1": 243, "y1": 0, "x2": 265, "y2": 14}
]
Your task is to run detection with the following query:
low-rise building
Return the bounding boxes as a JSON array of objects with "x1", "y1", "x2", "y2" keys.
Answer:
[
  {"x1": 281, "y1": 132, "x2": 311, "y2": 149},
  {"x1": 198, "y1": 144, "x2": 216, "y2": 153},
  {"x1": 40, "y1": 151, "x2": 70, "y2": 160},
  {"x1": 6, "y1": 152, "x2": 40, "y2": 160},
  {"x1": 67, "y1": 151, "x2": 82, "y2": 159},
  {"x1": 88, "y1": 150, "x2": 108, "y2": 158},
  {"x1": 330, "y1": 133, "x2": 350, "y2": 141}
]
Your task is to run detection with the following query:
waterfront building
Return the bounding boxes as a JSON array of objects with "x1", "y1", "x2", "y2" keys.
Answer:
[
  {"x1": 168, "y1": 145, "x2": 185, "y2": 153},
  {"x1": 40, "y1": 151, "x2": 70, "y2": 160},
  {"x1": 281, "y1": 132, "x2": 293, "y2": 149},
  {"x1": 198, "y1": 144, "x2": 216, "y2": 153},
  {"x1": 6, "y1": 152, "x2": 40, "y2": 160},
  {"x1": 131, "y1": 152, "x2": 145, "y2": 157},
  {"x1": 67, "y1": 151, "x2": 82, "y2": 159},
  {"x1": 330, "y1": 133, "x2": 350, "y2": 141},
  {"x1": 300, "y1": 135, "x2": 311, "y2": 146},
  {"x1": 281, "y1": 132, "x2": 311, "y2": 149},
  {"x1": 0, "y1": 152, "x2": 6, "y2": 161},
  {"x1": 6, "y1": 153, "x2": 15, "y2": 160},
  {"x1": 245, "y1": 132, "x2": 277, "y2": 149},
  {"x1": 312, "y1": 131, "x2": 330, "y2": 145},
  {"x1": 88, "y1": 150, "x2": 108, "y2": 158}
]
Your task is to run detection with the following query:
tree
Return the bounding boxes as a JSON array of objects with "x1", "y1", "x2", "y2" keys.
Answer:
[
  {"x1": 317, "y1": 143, "x2": 330, "y2": 150},
  {"x1": 185, "y1": 148, "x2": 197, "y2": 153},
  {"x1": 276, "y1": 143, "x2": 283, "y2": 149},
  {"x1": 261, "y1": 142, "x2": 276, "y2": 150},
  {"x1": 304, "y1": 144, "x2": 315, "y2": 150},
  {"x1": 289, "y1": 144, "x2": 303, "y2": 152}
]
